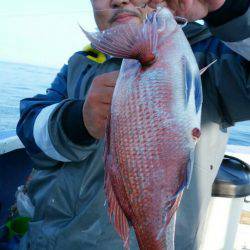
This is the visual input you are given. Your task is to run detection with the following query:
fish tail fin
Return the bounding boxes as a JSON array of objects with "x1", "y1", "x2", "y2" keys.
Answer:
[
  {"x1": 104, "y1": 168, "x2": 130, "y2": 250},
  {"x1": 79, "y1": 14, "x2": 158, "y2": 66}
]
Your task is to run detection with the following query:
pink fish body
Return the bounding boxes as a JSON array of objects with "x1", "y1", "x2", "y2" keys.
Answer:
[{"x1": 83, "y1": 7, "x2": 202, "y2": 250}]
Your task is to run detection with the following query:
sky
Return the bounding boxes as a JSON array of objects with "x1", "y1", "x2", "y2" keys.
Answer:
[{"x1": 0, "y1": 0, "x2": 97, "y2": 68}]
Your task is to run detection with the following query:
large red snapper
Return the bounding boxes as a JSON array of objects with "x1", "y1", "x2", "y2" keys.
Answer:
[{"x1": 83, "y1": 7, "x2": 202, "y2": 250}]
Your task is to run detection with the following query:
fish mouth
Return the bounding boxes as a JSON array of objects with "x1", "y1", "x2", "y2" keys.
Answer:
[{"x1": 109, "y1": 9, "x2": 142, "y2": 25}]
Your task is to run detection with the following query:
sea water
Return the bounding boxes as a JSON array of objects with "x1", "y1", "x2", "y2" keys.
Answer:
[{"x1": 0, "y1": 61, "x2": 58, "y2": 131}]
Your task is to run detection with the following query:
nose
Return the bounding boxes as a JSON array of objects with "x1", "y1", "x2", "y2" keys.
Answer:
[{"x1": 110, "y1": 0, "x2": 130, "y2": 8}]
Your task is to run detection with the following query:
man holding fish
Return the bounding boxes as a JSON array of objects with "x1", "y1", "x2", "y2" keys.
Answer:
[{"x1": 17, "y1": 0, "x2": 250, "y2": 249}]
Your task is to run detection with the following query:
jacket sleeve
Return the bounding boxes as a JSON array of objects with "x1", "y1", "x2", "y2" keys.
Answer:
[
  {"x1": 196, "y1": 0, "x2": 250, "y2": 127},
  {"x1": 16, "y1": 60, "x2": 98, "y2": 169},
  {"x1": 205, "y1": 0, "x2": 250, "y2": 60},
  {"x1": 192, "y1": 34, "x2": 250, "y2": 127}
]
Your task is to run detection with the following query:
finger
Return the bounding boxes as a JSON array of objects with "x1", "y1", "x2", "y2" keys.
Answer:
[
  {"x1": 90, "y1": 121, "x2": 107, "y2": 139},
  {"x1": 147, "y1": 0, "x2": 166, "y2": 8},
  {"x1": 166, "y1": 0, "x2": 189, "y2": 13},
  {"x1": 96, "y1": 123, "x2": 107, "y2": 139},
  {"x1": 96, "y1": 71, "x2": 119, "y2": 87},
  {"x1": 103, "y1": 72, "x2": 119, "y2": 87},
  {"x1": 96, "y1": 86, "x2": 115, "y2": 104},
  {"x1": 96, "y1": 104, "x2": 111, "y2": 119}
]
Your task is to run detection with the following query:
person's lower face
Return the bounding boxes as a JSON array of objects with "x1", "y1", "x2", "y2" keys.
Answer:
[{"x1": 90, "y1": 0, "x2": 153, "y2": 31}]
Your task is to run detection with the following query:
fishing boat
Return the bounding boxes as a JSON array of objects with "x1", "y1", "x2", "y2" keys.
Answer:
[
  {"x1": 0, "y1": 131, "x2": 33, "y2": 226},
  {"x1": 0, "y1": 130, "x2": 249, "y2": 249}
]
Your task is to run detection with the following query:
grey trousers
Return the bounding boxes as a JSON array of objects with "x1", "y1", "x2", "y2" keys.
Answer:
[{"x1": 174, "y1": 117, "x2": 229, "y2": 250}]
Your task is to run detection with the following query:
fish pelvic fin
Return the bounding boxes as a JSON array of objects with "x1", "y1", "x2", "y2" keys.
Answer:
[
  {"x1": 200, "y1": 59, "x2": 217, "y2": 75},
  {"x1": 79, "y1": 13, "x2": 158, "y2": 67},
  {"x1": 105, "y1": 167, "x2": 130, "y2": 250}
]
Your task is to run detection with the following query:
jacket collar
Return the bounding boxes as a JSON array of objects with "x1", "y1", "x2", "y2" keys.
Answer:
[{"x1": 183, "y1": 22, "x2": 212, "y2": 45}]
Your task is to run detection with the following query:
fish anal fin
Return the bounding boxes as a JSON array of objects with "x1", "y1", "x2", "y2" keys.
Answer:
[{"x1": 105, "y1": 167, "x2": 130, "y2": 250}]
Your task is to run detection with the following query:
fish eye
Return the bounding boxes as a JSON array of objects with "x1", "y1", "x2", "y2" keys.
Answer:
[{"x1": 175, "y1": 16, "x2": 187, "y2": 28}]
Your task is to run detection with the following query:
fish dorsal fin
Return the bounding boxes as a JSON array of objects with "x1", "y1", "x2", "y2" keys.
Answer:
[
  {"x1": 104, "y1": 155, "x2": 130, "y2": 250},
  {"x1": 200, "y1": 60, "x2": 217, "y2": 75}
]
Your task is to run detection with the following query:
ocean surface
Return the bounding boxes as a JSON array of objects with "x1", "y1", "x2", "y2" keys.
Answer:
[
  {"x1": 0, "y1": 61, "x2": 58, "y2": 132},
  {"x1": 1, "y1": 60, "x2": 250, "y2": 146}
]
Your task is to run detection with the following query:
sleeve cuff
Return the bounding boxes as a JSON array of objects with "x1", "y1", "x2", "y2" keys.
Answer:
[
  {"x1": 62, "y1": 100, "x2": 96, "y2": 146},
  {"x1": 33, "y1": 103, "x2": 71, "y2": 162}
]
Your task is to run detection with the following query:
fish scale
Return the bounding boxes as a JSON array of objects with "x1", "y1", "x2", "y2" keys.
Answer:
[{"x1": 83, "y1": 7, "x2": 202, "y2": 250}]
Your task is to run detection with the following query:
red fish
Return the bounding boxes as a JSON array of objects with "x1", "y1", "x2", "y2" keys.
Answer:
[{"x1": 83, "y1": 7, "x2": 202, "y2": 250}]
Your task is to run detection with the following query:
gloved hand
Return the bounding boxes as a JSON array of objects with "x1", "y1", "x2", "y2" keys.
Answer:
[
  {"x1": 147, "y1": 0, "x2": 225, "y2": 20},
  {"x1": 83, "y1": 71, "x2": 120, "y2": 139}
]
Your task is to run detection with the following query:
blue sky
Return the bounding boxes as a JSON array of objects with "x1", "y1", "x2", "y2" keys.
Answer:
[{"x1": 0, "y1": 0, "x2": 96, "y2": 68}]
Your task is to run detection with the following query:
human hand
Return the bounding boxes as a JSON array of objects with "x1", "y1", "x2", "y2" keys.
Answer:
[
  {"x1": 83, "y1": 71, "x2": 119, "y2": 139},
  {"x1": 147, "y1": 0, "x2": 225, "y2": 21}
]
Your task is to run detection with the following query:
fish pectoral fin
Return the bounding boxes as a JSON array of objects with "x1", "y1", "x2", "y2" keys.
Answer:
[
  {"x1": 105, "y1": 170, "x2": 130, "y2": 250},
  {"x1": 182, "y1": 56, "x2": 192, "y2": 106}
]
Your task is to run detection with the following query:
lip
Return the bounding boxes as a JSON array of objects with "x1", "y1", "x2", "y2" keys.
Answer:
[{"x1": 113, "y1": 13, "x2": 137, "y2": 23}]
